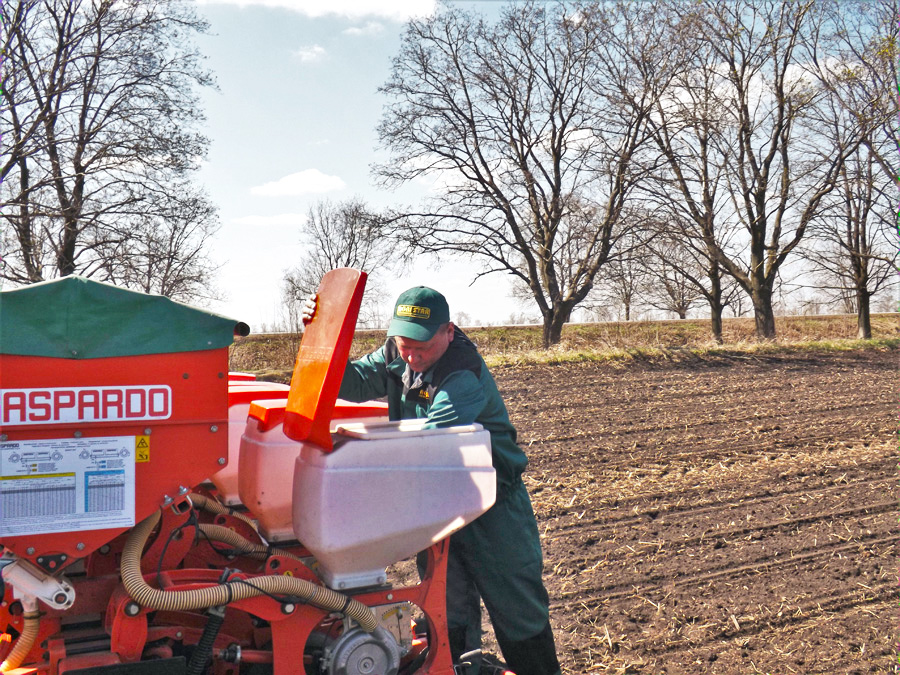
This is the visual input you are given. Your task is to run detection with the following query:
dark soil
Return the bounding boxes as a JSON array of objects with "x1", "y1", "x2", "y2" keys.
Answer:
[{"x1": 492, "y1": 349, "x2": 897, "y2": 674}]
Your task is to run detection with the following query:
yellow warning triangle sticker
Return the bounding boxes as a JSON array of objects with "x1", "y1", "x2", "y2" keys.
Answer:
[{"x1": 135, "y1": 436, "x2": 150, "y2": 462}]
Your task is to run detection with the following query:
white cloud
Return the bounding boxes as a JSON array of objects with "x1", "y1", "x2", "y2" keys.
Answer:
[
  {"x1": 232, "y1": 213, "x2": 307, "y2": 227},
  {"x1": 250, "y1": 169, "x2": 346, "y2": 196},
  {"x1": 197, "y1": 0, "x2": 436, "y2": 21},
  {"x1": 293, "y1": 44, "x2": 326, "y2": 62},
  {"x1": 343, "y1": 21, "x2": 385, "y2": 36}
]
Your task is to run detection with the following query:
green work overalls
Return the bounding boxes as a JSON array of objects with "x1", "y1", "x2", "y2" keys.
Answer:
[{"x1": 339, "y1": 328, "x2": 560, "y2": 675}]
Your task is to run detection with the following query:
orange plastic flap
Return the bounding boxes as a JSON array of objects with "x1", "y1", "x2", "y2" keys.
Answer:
[
  {"x1": 250, "y1": 397, "x2": 387, "y2": 433},
  {"x1": 248, "y1": 398, "x2": 288, "y2": 431},
  {"x1": 227, "y1": 382, "x2": 290, "y2": 407},
  {"x1": 283, "y1": 268, "x2": 367, "y2": 450}
]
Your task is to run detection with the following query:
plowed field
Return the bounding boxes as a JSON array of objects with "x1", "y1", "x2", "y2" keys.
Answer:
[{"x1": 493, "y1": 349, "x2": 896, "y2": 674}]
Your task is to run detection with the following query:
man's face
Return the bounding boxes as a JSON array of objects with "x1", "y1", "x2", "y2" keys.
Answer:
[{"x1": 394, "y1": 322, "x2": 455, "y2": 373}]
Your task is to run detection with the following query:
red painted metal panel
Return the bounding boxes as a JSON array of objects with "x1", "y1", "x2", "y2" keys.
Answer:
[{"x1": 0, "y1": 349, "x2": 228, "y2": 568}]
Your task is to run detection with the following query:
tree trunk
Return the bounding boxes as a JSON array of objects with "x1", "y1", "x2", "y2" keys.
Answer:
[
  {"x1": 707, "y1": 269, "x2": 724, "y2": 344},
  {"x1": 744, "y1": 257, "x2": 777, "y2": 340},
  {"x1": 57, "y1": 214, "x2": 79, "y2": 277},
  {"x1": 542, "y1": 307, "x2": 569, "y2": 349},
  {"x1": 14, "y1": 158, "x2": 43, "y2": 283},
  {"x1": 856, "y1": 288, "x2": 872, "y2": 339},
  {"x1": 709, "y1": 308, "x2": 723, "y2": 344},
  {"x1": 706, "y1": 296, "x2": 725, "y2": 344},
  {"x1": 751, "y1": 287, "x2": 777, "y2": 340}
]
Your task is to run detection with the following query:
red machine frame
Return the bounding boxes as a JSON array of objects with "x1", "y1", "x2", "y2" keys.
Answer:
[{"x1": 0, "y1": 269, "x2": 490, "y2": 675}]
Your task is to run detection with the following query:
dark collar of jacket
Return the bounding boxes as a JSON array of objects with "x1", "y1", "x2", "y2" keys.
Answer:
[{"x1": 384, "y1": 327, "x2": 481, "y2": 394}]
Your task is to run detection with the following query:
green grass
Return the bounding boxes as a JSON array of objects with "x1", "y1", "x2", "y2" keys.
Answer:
[
  {"x1": 229, "y1": 313, "x2": 900, "y2": 380},
  {"x1": 482, "y1": 337, "x2": 900, "y2": 368}
]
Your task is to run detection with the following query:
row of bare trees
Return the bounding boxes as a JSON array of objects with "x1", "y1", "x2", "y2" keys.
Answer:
[
  {"x1": 304, "y1": 0, "x2": 894, "y2": 347},
  {"x1": 1, "y1": 0, "x2": 218, "y2": 301},
  {"x1": 10, "y1": 1, "x2": 888, "y2": 341}
]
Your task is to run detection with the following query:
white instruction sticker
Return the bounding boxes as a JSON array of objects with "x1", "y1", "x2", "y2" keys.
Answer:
[{"x1": 0, "y1": 436, "x2": 136, "y2": 536}]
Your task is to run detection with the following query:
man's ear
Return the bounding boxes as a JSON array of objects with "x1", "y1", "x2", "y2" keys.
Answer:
[{"x1": 447, "y1": 322, "x2": 455, "y2": 341}]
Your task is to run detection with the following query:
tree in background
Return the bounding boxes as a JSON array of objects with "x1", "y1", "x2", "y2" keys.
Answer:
[
  {"x1": 798, "y1": 143, "x2": 898, "y2": 338},
  {"x1": 586, "y1": 226, "x2": 652, "y2": 322},
  {"x1": 656, "y1": 0, "x2": 865, "y2": 340},
  {"x1": 797, "y1": 0, "x2": 899, "y2": 335},
  {"x1": 634, "y1": 8, "x2": 744, "y2": 342},
  {"x1": 93, "y1": 184, "x2": 219, "y2": 302},
  {"x1": 0, "y1": 0, "x2": 218, "y2": 300},
  {"x1": 639, "y1": 229, "x2": 705, "y2": 320},
  {"x1": 376, "y1": 1, "x2": 669, "y2": 348},
  {"x1": 813, "y1": 0, "x2": 899, "y2": 192},
  {"x1": 596, "y1": 256, "x2": 647, "y2": 322},
  {"x1": 282, "y1": 198, "x2": 396, "y2": 330},
  {"x1": 630, "y1": 0, "x2": 897, "y2": 339}
]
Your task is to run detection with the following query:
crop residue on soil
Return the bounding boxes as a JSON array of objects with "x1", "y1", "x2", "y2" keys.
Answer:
[{"x1": 494, "y1": 349, "x2": 896, "y2": 674}]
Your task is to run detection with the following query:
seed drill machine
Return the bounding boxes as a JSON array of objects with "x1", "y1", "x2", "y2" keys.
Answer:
[{"x1": 0, "y1": 269, "x2": 500, "y2": 675}]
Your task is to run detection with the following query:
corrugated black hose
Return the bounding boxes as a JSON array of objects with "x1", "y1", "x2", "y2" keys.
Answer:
[{"x1": 186, "y1": 604, "x2": 226, "y2": 675}]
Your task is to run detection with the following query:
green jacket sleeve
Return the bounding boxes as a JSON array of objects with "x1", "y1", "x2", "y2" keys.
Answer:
[
  {"x1": 339, "y1": 346, "x2": 390, "y2": 402},
  {"x1": 424, "y1": 370, "x2": 486, "y2": 429}
]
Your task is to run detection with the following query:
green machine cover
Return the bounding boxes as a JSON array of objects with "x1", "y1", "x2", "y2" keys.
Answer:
[{"x1": 0, "y1": 276, "x2": 241, "y2": 359}]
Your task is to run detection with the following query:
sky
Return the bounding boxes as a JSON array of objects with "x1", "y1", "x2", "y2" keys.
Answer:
[{"x1": 193, "y1": 0, "x2": 525, "y2": 331}]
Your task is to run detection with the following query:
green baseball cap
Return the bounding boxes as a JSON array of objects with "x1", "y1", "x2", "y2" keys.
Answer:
[{"x1": 387, "y1": 286, "x2": 450, "y2": 341}]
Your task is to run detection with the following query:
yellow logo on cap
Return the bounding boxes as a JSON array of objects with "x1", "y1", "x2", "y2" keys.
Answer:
[{"x1": 396, "y1": 304, "x2": 431, "y2": 319}]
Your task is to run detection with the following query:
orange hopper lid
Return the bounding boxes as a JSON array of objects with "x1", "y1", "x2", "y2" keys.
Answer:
[
  {"x1": 249, "y1": 398, "x2": 388, "y2": 432},
  {"x1": 227, "y1": 382, "x2": 290, "y2": 407},
  {"x1": 282, "y1": 268, "x2": 367, "y2": 451}
]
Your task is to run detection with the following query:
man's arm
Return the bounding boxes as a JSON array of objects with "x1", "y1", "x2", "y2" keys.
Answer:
[
  {"x1": 424, "y1": 370, "x2": 486, "y2": 428},
  {"x1": 338, "y1": 347, "x2": 391, "y2": 403}
]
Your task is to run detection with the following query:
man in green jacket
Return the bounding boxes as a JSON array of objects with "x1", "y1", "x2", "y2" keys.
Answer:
[{"x1": 334, "y1": 286, "x2": 560, "y2": 675}]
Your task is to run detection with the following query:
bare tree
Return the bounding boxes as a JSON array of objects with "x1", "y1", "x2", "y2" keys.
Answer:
[
  {"x1": 639, "y1": 230, "x2": 705, "y2": 320},
  {"x1": 790, "y1": 0, "x2": 899, "y2": 337},
  {"x1": 798, "y1": 143, "x2": 898, "y2": 338},
  {"x1": 599, "y1": 257, "x2": 646, "y2": 322},
  {"x1": 587, "y1": 226, "x2": 653, "y2": 322},
  {"x1": 812, "y1": 0, "x2": 899, "y2": 191},
  {"x1": 0, "y1": 0, "x2": 218, "y2": 300},
  {"x1": 655, "y1": 0, "x2": 865, "y2": 340},
  {"x1": 376, "y1": 1, "x2": 667, "y2": 347},
  {"x1": 632, "y1": 7, "x2": 745, "y2": 342},
  {"x1": 282, "y1": 198, "x2": 397, "y2": 330},
  {"x1": 93, "y1": 184, "x2": 219, "y2": 302}
]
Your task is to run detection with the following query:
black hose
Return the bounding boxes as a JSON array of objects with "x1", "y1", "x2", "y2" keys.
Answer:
[{"x1": 186, "y1": 605, "x2": 226, "y2": 675}]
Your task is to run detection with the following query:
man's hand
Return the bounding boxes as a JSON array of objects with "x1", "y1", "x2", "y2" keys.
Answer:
[{"x1": 301, "y1": 294, "x2": 317, "y2": 325}]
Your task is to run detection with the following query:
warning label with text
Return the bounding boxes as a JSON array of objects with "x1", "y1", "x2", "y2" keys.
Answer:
[{"x1": 0, "y1": 436, "x2": 136, "y2": 536}]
